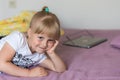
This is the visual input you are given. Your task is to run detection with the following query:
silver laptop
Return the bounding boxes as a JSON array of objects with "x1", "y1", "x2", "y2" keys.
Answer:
[{"x1": 63, "y1": 36, "x2": 107, "y2": 48}]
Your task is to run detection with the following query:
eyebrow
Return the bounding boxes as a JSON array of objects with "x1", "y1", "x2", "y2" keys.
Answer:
[{"x1": 38, "y1": 35, "x2": 54, "y2": 40}]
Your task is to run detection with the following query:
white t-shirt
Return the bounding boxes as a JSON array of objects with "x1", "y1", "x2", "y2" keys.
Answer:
[{"x1": 0, "y1": 31, "x2": 47, "y2": 68}]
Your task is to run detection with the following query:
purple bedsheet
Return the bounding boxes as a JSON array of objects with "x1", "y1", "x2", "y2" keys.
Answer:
[{"x1": 1, "y1": 29, "x2": 120, "y2": 80}]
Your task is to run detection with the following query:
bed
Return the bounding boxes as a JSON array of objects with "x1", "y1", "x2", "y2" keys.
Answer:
[{"x1": 0, "y1": 29, "x2": 120, "y2": 80}]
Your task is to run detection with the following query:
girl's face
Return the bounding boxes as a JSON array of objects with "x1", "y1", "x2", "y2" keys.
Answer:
[{"x1": 27, "y1": 29, "x2": 55, "y2": 53}]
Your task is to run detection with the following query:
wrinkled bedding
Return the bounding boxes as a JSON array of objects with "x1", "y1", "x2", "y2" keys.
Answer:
[{"x1": 1, "y1": 29, "x2": 120, "y2": 80}]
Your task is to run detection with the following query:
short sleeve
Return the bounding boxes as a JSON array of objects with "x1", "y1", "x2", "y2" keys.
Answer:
[
  {"x1": 5, "y1": 31, "x2": 25, "y2": 51},
  {"x1": 38, "y1": 54, "x2": 47, "y2": 63}
]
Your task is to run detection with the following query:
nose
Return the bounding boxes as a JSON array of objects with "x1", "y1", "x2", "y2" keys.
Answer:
[{"x1": 41, "y1": 40, "x2": 48, "y2": 48}]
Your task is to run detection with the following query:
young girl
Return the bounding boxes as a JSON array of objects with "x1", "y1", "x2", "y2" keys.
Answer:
[{"x1": 0, "y1": 6, "x2": 66, "y2": 77}]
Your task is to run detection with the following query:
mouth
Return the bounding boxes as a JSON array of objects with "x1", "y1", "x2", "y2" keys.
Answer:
[{"x1": 38, "y1": 47, "x2": 46, "y2": 51}]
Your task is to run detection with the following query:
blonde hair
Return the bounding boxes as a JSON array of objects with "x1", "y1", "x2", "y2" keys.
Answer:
[{"x1": 30, "y1": 6, "x2": 60, "y2": 40}]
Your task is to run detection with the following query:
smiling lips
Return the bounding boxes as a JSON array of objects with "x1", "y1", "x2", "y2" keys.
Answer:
[{"x1": 38, "y1": 46, "x2": 47, "y2": 51}]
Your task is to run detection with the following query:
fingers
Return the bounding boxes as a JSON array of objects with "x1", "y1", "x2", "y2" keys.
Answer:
[
  {"x1": 29, "y1": 67, "x2": 48, "y2": 77},
  {"x1": 53, "y1": 40, "x2": 59, "y2": 49},
  {"x1": 46, "y1": 40, "x2": 59, "y2": 54}
]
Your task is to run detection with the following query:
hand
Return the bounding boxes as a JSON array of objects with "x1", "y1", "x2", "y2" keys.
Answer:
[
  {"x1": 46, "y1": 40, "x2": 59, "y2": 54},
  {"x1": 29, "y1": 66, "x2": 48, "y2": 77}
]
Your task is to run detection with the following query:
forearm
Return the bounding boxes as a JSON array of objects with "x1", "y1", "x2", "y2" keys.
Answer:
[
  {"x1": 48, "y1": 52, "x2": 66, "y2": 72},
  {"x1": 0, "y1": 61, "x2": 30, "y2": 77}
]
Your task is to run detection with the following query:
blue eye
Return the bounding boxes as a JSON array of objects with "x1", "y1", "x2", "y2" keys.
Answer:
[{"x1": 38, "y1": 37, "x2": 44, "y2": 40}]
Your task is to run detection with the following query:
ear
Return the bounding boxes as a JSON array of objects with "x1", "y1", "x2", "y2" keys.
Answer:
[{"x1": 27, "y1": 28, "x2": 32, "y2": 37}]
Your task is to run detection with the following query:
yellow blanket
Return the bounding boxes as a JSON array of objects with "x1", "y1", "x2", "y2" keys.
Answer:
[{"x1": 0, "y1": 11, "x2": 64, "y2": 36}]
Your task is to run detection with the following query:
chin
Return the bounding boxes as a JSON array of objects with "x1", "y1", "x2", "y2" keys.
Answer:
[
  {"x1": 38, "y1": 50, "x2": 46, "y2": 53},
  {"x1": 36, "y1": 50, "x2": 43, "y2": 53}
]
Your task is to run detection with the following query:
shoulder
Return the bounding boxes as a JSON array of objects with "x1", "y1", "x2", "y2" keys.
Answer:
[
  {"x1": 5, "y1": 31, "x2": 27, "y2": 51},
  {"x1": 8, "y1": 31, "x2": 24, "y2": 38},
  {"x1": 6, "y1": 31, "x2": 26, "y2": 41}
]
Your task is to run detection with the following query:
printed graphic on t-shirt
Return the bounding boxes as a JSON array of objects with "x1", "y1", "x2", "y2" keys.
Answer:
[{"x1": 12, "y1": 53, "x2": 35, "y2": 68}]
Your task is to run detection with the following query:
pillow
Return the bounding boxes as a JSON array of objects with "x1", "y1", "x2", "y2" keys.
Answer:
[{"x1": 110, "y1": 36, "x2": 120, "y2": 48}]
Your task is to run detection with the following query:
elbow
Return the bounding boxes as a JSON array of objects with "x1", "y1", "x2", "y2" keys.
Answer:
[
  {"x1": 57, "y1": 69, "x2": 66, "y2": 73},
  {"x1": 56, "y1": 66, "x2": 67, "y2": 73}
]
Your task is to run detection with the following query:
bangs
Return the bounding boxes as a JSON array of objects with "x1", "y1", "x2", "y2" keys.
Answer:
[
  {"x1": 34, "y1": 23, "x2": 60, "y2": 40},
  {"x1": 30, "y1": 15, "x2": 60, "y2": 40}
]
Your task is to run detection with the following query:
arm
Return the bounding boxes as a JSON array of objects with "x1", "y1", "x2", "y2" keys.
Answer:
[
  {"x1": 0, "y1": 42, "x2": 48, "y2": 77},
  {"x1": 40, "y1": 40, "x2": 66, "y2": 72}
]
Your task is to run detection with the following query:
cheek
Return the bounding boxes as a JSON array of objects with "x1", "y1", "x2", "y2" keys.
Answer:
[
  {"x1": 32, "y1": 39, "x2": 41, "y2": 46},
  {"x1": 48, "y1": 42, "x2": 54, "y2": 48}
]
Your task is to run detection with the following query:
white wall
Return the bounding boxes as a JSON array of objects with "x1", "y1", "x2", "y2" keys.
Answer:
[{"x1": 0, "y1": 0, "x2": 120, "y2": 29}]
